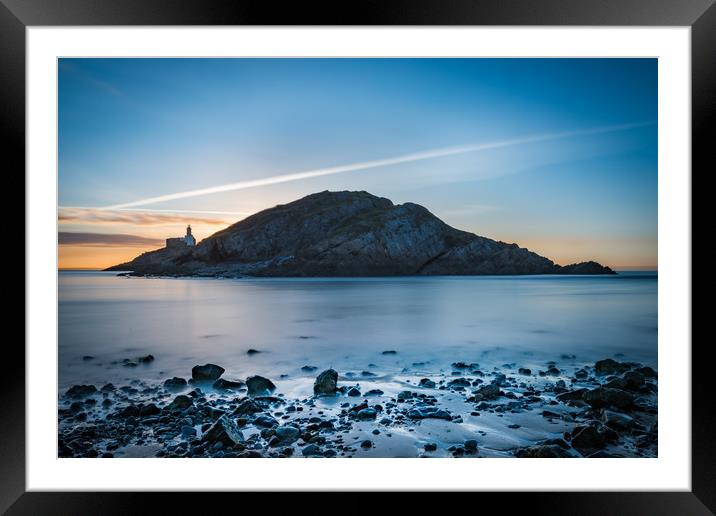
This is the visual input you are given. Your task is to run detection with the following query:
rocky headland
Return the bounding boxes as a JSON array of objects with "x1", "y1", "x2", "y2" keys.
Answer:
[{"x1": 106, "y1": 191, "x2": 614, "y2": 277}]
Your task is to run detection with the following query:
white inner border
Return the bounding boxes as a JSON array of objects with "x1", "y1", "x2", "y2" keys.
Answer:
[{"x1": 27, "y1": 27, "x2": 691, "y2": 491}]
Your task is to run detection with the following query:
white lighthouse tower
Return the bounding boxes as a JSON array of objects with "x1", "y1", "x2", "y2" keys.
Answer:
[{"x1": 184, "y1": 225, "x2": 196, "y2": 247}]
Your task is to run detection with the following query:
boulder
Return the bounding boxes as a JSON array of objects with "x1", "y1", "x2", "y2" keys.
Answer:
[
  {"x1": 164, "y1": 377, "x2": 187, "y2": 390},
  {"x1": 246, "y1": 376, "x2": 276, "y2": 396},
  {"x1": 473, "y1": 384, "x2": 500, "y2": 401},
  {"x1": 600, "y1": 409, "x2": 634, "y2": 429},
  {"x1": 233, "y1": 398, "x2": 263, "y2": 416},
  {"x1": 621, "y1": 371, "x2": 646, "y2": 391},
  {"x1": 407, "y1": 406, "x2": 452, "y2": 420},
  {"x1": 212, "y1": 378, "x2": 245, "y2": 391},
  {"x1": 139, "y1": 403, "x2": 161, "y2": 417},
  {"x1": 275, "y1": 425, "x2": 300, "y2": 443},
  {"x1": 570, "y1": 426, "x2": 606, "y2": 455},
  {"x1": 166, "y1": 394, "x2": 193, "y2": 411},
  {"x1": 594, "y1": 358, "x2": 632, "y2": 376},
  {"x1": 202, "y1": 415, "x2": 245, "y2": 446},
  {"x1": 313, "y1": 369, "x2": 338, "y2": 396},
  {"x1": 65, "y1": 385, "x2": 97, "y2": 398},
  {"x1": 418, "y1": 378, "x2": 436, "y2": 388},
  {"x1": 254, "y1": 415, "x2": 279, "y2": 428},
  {"x1": 356, "y1": 408, "x2": 378, "y2": 420},
  {"x1": 556, "y1": 388, "x2": 589, "y2": 402},
  {"x1": 191, "y1": 363, "x2": 225, "y2": 381},
  {"x1": 582, "y1": 387, "x2": 634, "y2": 410}
]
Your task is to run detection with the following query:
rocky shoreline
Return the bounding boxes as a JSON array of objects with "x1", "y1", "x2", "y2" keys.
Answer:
[{"x1": 58, "y1": 356, "x2": 657, "y2": 458}]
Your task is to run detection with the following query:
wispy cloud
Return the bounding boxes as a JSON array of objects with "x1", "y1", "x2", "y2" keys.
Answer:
[
  {"x1": 59, "y1": 232, "x2": 164, "y2": 248},
  {"x1": 103, "y1": 121, "x2": 655, "y2": 210},
  {"x1": 58, "y1": 207, "x2": 247, "y2": 226}
]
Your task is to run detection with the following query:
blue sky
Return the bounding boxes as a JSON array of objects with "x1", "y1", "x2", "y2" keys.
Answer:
[{"x1": 58, "y1": 58, "x2": 657, "y2": 269}]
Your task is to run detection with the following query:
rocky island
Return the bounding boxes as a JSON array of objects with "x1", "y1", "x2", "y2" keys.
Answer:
[{"x1": 106, "y1": 190, "x2": 614, "y2": 277}]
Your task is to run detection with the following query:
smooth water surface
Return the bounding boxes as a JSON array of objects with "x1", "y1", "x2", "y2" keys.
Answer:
[{"x1": 58, "y1": 271, "x2": 657, "y2": 391}]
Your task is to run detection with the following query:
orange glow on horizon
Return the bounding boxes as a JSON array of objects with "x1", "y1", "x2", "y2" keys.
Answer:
[{"x1": 59, "y1": 245, "x2": 162, "y2": 270}]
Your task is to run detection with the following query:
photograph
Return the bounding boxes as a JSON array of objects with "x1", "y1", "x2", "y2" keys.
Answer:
[{"x1": 57, "y1": 57, "x2": 658, "y2": 459}]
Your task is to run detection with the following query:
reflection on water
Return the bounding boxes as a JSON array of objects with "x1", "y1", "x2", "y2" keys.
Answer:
[{"x1": 58, "y1": 271, "x2": 657, "y2": 389}]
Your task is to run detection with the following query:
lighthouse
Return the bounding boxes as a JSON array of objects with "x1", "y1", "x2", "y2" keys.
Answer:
[{"x1": 184, "y1": 225, "x2": 196, "y2": 247}]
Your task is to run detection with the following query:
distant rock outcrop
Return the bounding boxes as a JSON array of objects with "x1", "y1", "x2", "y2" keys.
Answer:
[{"x1": 106, "y1": 190, "x2": 615, "y2": 277}]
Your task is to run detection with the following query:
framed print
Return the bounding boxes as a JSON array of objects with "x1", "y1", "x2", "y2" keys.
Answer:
[{"x1": 6, "y1": 0, "x2": 709, "y2": 513}]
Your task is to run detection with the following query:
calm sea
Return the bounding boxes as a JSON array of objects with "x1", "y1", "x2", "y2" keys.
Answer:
[{"x1": 58, "y1": 271, "x2": 657, "y2": 390}]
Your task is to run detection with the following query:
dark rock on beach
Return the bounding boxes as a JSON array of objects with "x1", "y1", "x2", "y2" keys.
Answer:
[
  {"x1": 212, "y1": 378, "x2": 245, "y2": 391},
  {"x1": 570, "y1": 426, "x2": 606, "y2": 455},
  {"x1": 164, "y1": 377, "x2": 187, "y2": 390},
  {"x1": 582, "y1": 387, "x2": 634, "y2": 410},
  {"x1": 313, "y1": 369, "x2": 338, "y2": 396},
  {"x1": 203, "y1": 415, "x2": 244, "y2": 446},
  {"x1": 594, "y1": 358, "x2": 632, "y2": 376},
  {"x1": 191, "y1": 364, "x2": 225, "y2": 381},
  {"x1": 246, "y1": 375, "x2": 276, "y2": 396},
  {"x1": 166, "y1": 395, "x2": 193, "y2": 411},
  {"x1": 66, "y1": 385, "x2": 97, "y2": 398}
]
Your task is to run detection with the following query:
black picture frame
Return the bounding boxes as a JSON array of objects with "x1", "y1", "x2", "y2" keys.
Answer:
[{"x1": 5, "y1": 0, "x2": 709, "y2": 513}]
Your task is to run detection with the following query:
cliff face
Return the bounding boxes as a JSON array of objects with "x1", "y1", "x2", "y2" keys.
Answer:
[{"x1": 106, "y1": 190, "x2": 615, "y2": 277}]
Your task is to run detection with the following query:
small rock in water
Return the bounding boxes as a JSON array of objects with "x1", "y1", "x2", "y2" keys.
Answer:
[
  {"x1": 82, "y1": 356, "x2": 94, "y2": 361},
  {"x1": 212, "y1": 378, "x2": 245, "y2": 391},
  {"x1": 381, "y1": 350, "x2": 397, "y2": 355},
  {"x1": 418, "y1": 378, "x2": 436, "y2": 388},
  {"x1": 360, "y1": 440, "x2": 373, "y2": 449},
  {"x1": 164, "y1": 377, "x2": 187, "y2": 390},
  {"x1": 594, "y1": 358, "x2": 632, "y2": 376},
  {"x1": 254, "y1": 415, "x2": 279, "y2": 428},
  {"x1": 313, "y1": 369, "x2": 338, "y2": 396},
  {"x1": 424, "y1": 443, "x2": 437, "y2": 452},
  {"x1": 246, "y1": 349, "x2": 261, "y2": 355},
  {"x1": 138, "y1": 354, "x2": 154, "y2": 363},
  {"x1": 191, "y1": 363, "x2": 225, "y2": 381},
  {"x1": 246, "y1": 375, "x2": 276, "y2": 396},
  {"x1": 518, "y1": 368, "x2": 531, "y2": 375},
  {"x1": 356, "y1": 408, "x2": 378, "y2": 420},
  {"x1": 364, "y1": 389, "x2": 384, "y2": 397},
  {"x1": 65, "y1": 385, "x2": 97, "y2": 398},
  {"x1": 347, "y1": 387, "x2": 361, "y2": 397},
  {"x1": 464, "y1": 439, "x2": 478, "y2": 452},
  {"x1": 574, "y1": 369, "x2": 589, "y2": 380},
  {"x1": 407, "y1": 406, "x2": 452, "y2": 420},
  {"x1": 473, "y1": 384, "x2": 500, "y2": 400},
  {"x1": 301, "y1": 365, "x2": 317, "y2": 372}
]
